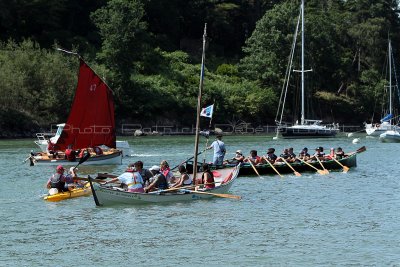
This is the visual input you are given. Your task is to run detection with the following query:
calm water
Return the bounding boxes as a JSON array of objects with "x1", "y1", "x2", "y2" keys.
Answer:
[{"x1": 1, "y1": 134, "x2": 399, "y2": 266}]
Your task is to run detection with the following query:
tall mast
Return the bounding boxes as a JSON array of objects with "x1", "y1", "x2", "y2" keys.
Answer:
[
  {"x1": 193, "y1": 23, "x2": 207, "y2": 183},
  {"x1": 301, "y1": 0, "x2": 305, "y2": 125},
  {"x1": 389, "y1": 39, "x2": 392, "y2": 124}
]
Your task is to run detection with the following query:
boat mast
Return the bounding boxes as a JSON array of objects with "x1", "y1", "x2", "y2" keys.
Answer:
[
  {"x1": 301, "y1": 0, "x2": 305, "y2": 125},
  {"x1": 389, "y1": 39, "x2": 392, "y2": 124},
  {"x1": 193, "y1": 23, "x2": 207, "y2": 184}
]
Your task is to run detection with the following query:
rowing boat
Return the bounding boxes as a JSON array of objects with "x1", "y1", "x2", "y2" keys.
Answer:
[
  {"x1": 43, "y1": 183, "x2": 92, "y2": 202},
  {"x1": 88, "y1": 164, "x2": 240, "y2": 206}
]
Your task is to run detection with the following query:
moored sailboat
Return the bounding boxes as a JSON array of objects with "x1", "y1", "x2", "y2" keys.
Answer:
[
  {"x1": 275, "y1": 0, "x2": 339, "y2": 139},
  {"x1": 30, "y1": 53, "x2": 122, "y2": 165}
]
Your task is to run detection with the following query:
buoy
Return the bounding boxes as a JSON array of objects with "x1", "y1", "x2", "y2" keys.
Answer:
[
  {"x1": 347, "y1": 133, "x2": 354, "y2": 137},
  {"x1": 352, "y1": 138, "x2": 360, "y2": 144}
]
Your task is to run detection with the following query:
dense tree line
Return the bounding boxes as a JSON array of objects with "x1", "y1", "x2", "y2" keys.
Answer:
[{"x1": 0, "y1": 0, "x2": 399, "y2": 136}]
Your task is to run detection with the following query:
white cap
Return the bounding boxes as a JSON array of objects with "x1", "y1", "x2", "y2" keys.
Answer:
[{"x1": 149, "y1": 165, "x2": 160, "y2": 172}]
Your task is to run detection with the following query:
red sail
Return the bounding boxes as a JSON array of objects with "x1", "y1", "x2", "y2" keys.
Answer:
[{"x1": 55, "y1": 59, "x2": 116, "y2": 150}]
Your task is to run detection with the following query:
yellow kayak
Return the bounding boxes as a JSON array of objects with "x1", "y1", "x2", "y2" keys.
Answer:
[{"x1": 44, "y1": 183, "x2": 92, "y2": 202}]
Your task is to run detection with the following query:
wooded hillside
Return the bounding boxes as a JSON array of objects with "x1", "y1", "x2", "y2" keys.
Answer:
[{"x1": 0, "y1": 0, "x2": 399, "y2": 136}]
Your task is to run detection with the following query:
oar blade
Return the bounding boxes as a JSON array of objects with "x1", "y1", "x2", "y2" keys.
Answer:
[
  {"x1": 294, "y1": 171, "x2": 301, "y2": 177},
  {"x1": 343, "y1": 166, "x2": 350, "y2": 173},
  {"x1": 317, "y1": 170, "x2": 326, "y2": 175}
]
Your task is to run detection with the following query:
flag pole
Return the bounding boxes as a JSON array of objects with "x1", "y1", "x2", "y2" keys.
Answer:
[{"x1": 193, "y1": 23, "x2": 207, "y2": 185}]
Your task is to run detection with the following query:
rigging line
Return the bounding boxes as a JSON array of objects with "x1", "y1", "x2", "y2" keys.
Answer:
[
  {"x1": 390, "y1": 44, "x2": 400, "y2": 112},
  {"x1": 276, "y1": 6, "x2": 301, "y2": 124}
]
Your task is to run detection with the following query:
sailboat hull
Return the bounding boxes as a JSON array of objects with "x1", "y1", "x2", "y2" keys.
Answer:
[
  {"x1": 278, "y1": 125, "x2": 339, "y2": 138},
  {"x1": 32, "y1": 150, "x2": 123, "y2": 166},
  {"x1": 379, "y1": 130, "x2": 400, "y2": 143}
]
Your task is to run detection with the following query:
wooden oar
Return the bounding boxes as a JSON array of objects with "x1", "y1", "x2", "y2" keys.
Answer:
[
  {"x1": 316, "y1": 157, "x2": 329, "y2": 174},
  {"x1": 262, "y1": 157, "x2": 283, "y2": 178},
  {"x1": 75, "y1": 177, "x2": 106, "y2": 183},
  {"x1": 298, "y1": 158, "x2": 326, "y2": 175},
  {"x1": 88, "y1": 175, "x2": 101, "y2": 206},
  {"x1": 183, "y1": 189, "x2": 241, "y2": 200},
  {"x1": 356, "y1": 146, "x2": 366, "y2": 154},
  {"x1": 331, "y1": 157, "x2": 349, "y2": 173},
  {"x1": 281, "y1": 158, "x2": 301, "y2": 176},
  {"x1": 247, "y1": 158, "x2": 264, "y2": 179}
]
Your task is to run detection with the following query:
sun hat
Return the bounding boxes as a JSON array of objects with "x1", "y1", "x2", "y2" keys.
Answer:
[
  {"x1": 149, "y1": 165, "x2": 160, "y2": 172},
  {"x1": 236, "y1": 150, "x2": 242, "y2": 155},
  {"x1": 56, "y1": 165, "x2": 64, "y2": 172}
]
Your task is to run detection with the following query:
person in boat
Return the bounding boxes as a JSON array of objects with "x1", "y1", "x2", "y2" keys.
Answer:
[
  {"x1": 224, "y1": 150, "x2": 245, "y2": 164},
  {"x1": 64, "y1": 167, "x2": 83, "y2": 189},
  {"x1": 132, "y1": 161, "x2": 153, "y2": 186},
  {"x1": 160, "y1": 160, "x2": 176, "y2": 183},
  {"x1": 144, "y1": 165, "x2": 169, "y2": 193},
  {"x1": 65, "y1": 144, "x2": 76, "y2": 162},
  {"x1": 207, "y1": 134, "x2": 226, "y2": 166},
  {"x1": 244, "y1": 150, "x2": 261, "y2": 165},
  {"x1": 275, "y1": 148, "x2": 290, "y2": 163},
  {"x1": 335, "y1": 147, "x2": 346, "y2": 159},
  {"x1": 46, "y1": 140, "x2": 58, "y2": 159},
  {"x1": 46, "y1": 165, "x2": 68, "y2": 192},
  {"x1": 93, "y1": 146, "x2": 103, "y2": 155},
  {"x1": 199, "y1": 163, "x2": 215, "y2": 189},
  {"x1": 261, "y1": 148, "x2": 277, "y2": 164},
  {"x1": 170, "y1": 165, "x2": 193, "y2": 188},
  {"x1": 288, "y1": 147, "x2": 297, "y2": 162},
  {"x1": 309, "y1": 147, "x2": 325, "y2": 161},
  {"x1": 104, "y1": 165, "x2": 144, "y2": 193},
  {"x1": 298, "y1": 147, "x2": 310, "y2": 161},
  {"x1": 324, "y1": 148, "x2": 335, "y2": 160}
]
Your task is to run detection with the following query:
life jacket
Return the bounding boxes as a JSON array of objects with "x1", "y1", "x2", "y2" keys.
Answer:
[
  {"x1": 202, "y1": 170, "x2": 215, "y2": 189},
  {"x1": 50, "y1": 173, "x2": 66, "y2": 191},
  {"x1": 65, "y1": 149, "x2": 76, "y2": 161}
]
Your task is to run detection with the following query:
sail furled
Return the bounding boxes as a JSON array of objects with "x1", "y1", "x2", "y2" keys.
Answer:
[
  {"x1": 55, "y1": 59, "x2": 116, "y2": 150},
  {"x1": 381, "y1": 114, "x2": 393, "y2": 122}
]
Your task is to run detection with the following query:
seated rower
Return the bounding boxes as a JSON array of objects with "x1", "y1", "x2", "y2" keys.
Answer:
[
  {"x1": 103, "y1": 165, "x2": 144, "y2": 193},
  {"x1": 287, "y1": 147, "x2": 297, "y2": 163},
  {"x1": 275, "y1": 148, "x2": 290, "y2": 163},
  {"x1": 261, "y1": 148, "x2": 277, "y2": 164},
  {"x1": 144, "y1": 165, "x2": 169, "y2": 192},
  {"x1": 298, "y1": 147, "x2": 310, "y2": 161},
  {"x1": 170, "y1": 165, "x2": 193, "y2": 188},
  {"x1": 199, "y1": 163, "x2": 215, "y2": 189},
  {"x1": 309, "y1": 147, "x2": 325, "y2": 161},
  {"x1": 244, "y1": 150, "x2": 261, "y2": 165},
  {"x1": 224, "y1": 150, "x2": 245, "y2": 164},
  {"x1": 335, "y1": 147, "x2": 346, "y2": 159}
]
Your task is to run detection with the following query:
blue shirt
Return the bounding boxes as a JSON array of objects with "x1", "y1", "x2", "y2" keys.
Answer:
[{"x1": 210, "y1": 140, "x2": 226, "y2": 157}]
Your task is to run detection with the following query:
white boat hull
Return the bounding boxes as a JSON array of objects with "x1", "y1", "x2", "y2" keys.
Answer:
[
  {"x1": 379, "y1": 130, "x2": 400, "y2": 143},
  {"x1": 32, "y1": 150, "x2": 123, "y2": 166},
  {"x1": 365, "y1": 122, "x2": 396, "y2": 136},
  {"x1": 91, "y1": 165, "x2": 240, "y2": 205}
]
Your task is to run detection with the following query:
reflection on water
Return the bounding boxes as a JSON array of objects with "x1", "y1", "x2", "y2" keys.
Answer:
[{"x1": 1, "y1": 135, "x2": 400, "y2": 265}]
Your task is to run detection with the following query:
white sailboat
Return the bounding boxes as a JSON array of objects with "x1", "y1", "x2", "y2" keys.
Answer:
[
  {"x1": 365, "y1": 40, "x2": 400, "y2": 142},
  {"x1": 378, "y1": 40, "x2": 400, "y2": 142},
  {"x1": 275, "y1": 0, "x2": 339, "y2": 139}
]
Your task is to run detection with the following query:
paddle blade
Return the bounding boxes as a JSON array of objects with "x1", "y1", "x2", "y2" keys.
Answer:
[
  {"x1": 356, "y1": 146, "x2": 366, "y2": 154},
  {"x1": 343, "y1": 166, "x2": 350, "y2": 173},
  {"x1": 317, "y1": 170, "x2": 326, "y2": 175},
  {"x1": 324, "y1": 169, "x2": 330, "y2": 174},
  {"x1": 294, "y1": 172, "x2": 301, "y2": 177}
]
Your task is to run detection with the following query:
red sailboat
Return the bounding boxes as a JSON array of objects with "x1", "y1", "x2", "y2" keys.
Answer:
[{"x1": 30, "y1": 56, "x2": 122, "y2": 166}]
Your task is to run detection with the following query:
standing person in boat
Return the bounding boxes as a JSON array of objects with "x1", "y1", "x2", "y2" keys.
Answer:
[
  {"x1": 207, "y1": 134, "x2": 226, "y2": 166},
  {"x1": 335, "y1": 147, "x2": 346, "y2": 159},
  {"x1": 224, "y1": 150, "x2": 245, "y2": 164},
  {"x1": 104, "y1": 165, "x2": 144, "y2": 193},
  {"x1": 261, "y1": 148, "x2": 277, "y2": 164},
  {"x1": 244, "y1": 150, "x2": 261, "y2": 165},
  {"x1": 144, "y1": 165, "x2": 169, "y2": 192},
  {"x1": 46, "y1": 165, "x2": 68, "y2": 192},
  {"x1": 199, "y1": 163, "x2": 215, "y2": 189},
  {"x1": 132, "y1": 161, "x2": 153, "y2": 186},
  {"x1": 160, "y1": 160, "x2": 176, "y2": 183},
  {"x1": 170, "y1": 165, "x2": 193, "y2": 188}
]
